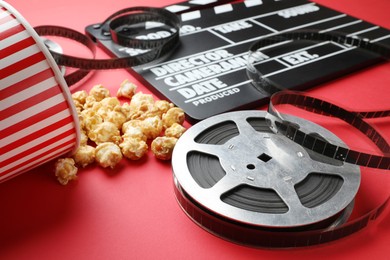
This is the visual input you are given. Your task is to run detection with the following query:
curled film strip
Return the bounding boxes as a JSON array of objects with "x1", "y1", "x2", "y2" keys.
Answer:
[
  {"x1": 34, "y1": 6, "x2": 181, "y2": 86},
  {"x1": 172, "y1": 31, "x2": 389, "y2": 247},
  {"x1": 248, "y1": 30, "x2": 389, "y2": 170}
]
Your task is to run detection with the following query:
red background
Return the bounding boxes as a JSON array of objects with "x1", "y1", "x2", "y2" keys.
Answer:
[{"x1": 1, "y1": 0, "x2": 390, "y2": 259}]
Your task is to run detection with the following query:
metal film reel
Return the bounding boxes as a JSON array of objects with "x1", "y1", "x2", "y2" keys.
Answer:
[
  {"x1": 172, "y1": 110, "x2": 361, "y2": 247},
  {"x1": 42, "y1": 37, "x2": 66, "y2": 75}
]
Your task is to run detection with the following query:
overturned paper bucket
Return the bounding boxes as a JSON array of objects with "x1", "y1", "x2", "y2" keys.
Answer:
[{"x1": 0, "y1": 1, "x2": 80, "y2": 182}]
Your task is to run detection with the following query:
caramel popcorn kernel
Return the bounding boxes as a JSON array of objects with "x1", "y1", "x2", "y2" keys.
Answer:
[
  {"x1": 95, "y1": 142, "x2": 123, "y2": 168},
  {"x1": 151, "y1": 136, "x2": 178, "y2": 160},
  {"x1": 54, "y1": 158, "x2": 78, "y2": 185},
  {"x1": 73, "y1": 145, "x2": 96, "y2": 168}
]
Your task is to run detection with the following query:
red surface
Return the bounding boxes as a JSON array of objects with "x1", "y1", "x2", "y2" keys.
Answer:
[{"x1": 1, "y1": 0, "x2": 390, "y2": 259}]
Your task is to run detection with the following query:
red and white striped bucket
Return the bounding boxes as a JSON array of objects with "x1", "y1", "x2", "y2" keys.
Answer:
[{"x1": 0, "y1": 1, "x2": 80, "y2": 182}]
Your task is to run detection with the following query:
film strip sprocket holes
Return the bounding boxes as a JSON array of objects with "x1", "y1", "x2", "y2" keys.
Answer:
[
  {"x1": 266, "y1": 91, "x2": 390, "y2": 170},
  {"x1": 85, "y1": 0, "x2": 390, "y2": 122}
]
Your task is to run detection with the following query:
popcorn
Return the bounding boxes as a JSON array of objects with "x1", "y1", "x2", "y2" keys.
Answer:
[
  {"x1": 120, "y1": 102, "x2": 132, "y2": 120},
  {"x1": 72, "y1": 90, "x2": 88, "y2": 105},
  {"x1": 88, "y1": 121, "x2": 122, "y2": 145},
  {"x1": 73, "y1": 99, "x2": 84, "y2": 113},
  {"x1": 117, "y1": 79, "x2": 137, "y2": 99},
  {"x1": 154, "y1": 100, "x2": 173, "y2": 115},
  {"x1": 72, "y1": 90, "x2": 88, "y2": 112},
  {"x1": 54, "y1": 158, "x2": 78, "y2": 185},
  {"x1": 104, "y1": 109, "x2": 127, "y2": 129},
  {"x1": 122, "y1": 119, "x2": 143, "y2": 134},
  {"x1": 99, "y1": 97, "x2": 121, "y2": 110},
  {"x1": 120, "y1": 137, "x2": 148, "y2": 160},
  {"x1": 151, "y1": 136, "x2": 178, "y2": 160},
  {"x1": 55, "y1": 79, "x2": 186, "y2": 185},
  {"x1": 79, "y1": 130, "x2": 89, "y2": 146},
  {"x1": 83, "y1": 94, "x2": 98, "y2": 110},
  {"x1": 165, "y1": 123, "x2": 186, "y2": 139},
  {"x1": 80, "y1": 109, "x2": 103, "y2": 132},
  {"x1": 73, "y1": 145, "x2": 95, "y2": 168},
  {"x1": 122, "y1": 124, "x2": 147, "y2": 142},
  {"x1": 95, "y1": 142, "x2": 123, "y2": 168},
  {"x1": 131, "y1": 92, "x2": 155, "y2": 107},
  {"x1": 128, "y1": 92, "x2": 155, "y2": 119},
  {"x1": 162, "y1": 107, "x2": 185, "y2": 129},
  {"x1": 89, "y1": 84, "x2": 110, "y2": 101},
  {"x1": 140, "y1": 116, "x2": 163, "y2": 140}
]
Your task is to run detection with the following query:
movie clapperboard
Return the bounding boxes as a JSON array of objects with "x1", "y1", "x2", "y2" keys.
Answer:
[{"x1": 86, "y1": 0, "x2": 390, "y2": 122}]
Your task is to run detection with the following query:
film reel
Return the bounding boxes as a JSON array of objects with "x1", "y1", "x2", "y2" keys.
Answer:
[{"x1": 172, "y1": 110, "x2": 361, "y2": 247}]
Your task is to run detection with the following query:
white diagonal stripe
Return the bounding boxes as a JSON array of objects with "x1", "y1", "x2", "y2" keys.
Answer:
[
  {"x1": 0, "y1": 9, "x2": 11, "y2": 19},
  {"x1": 0, "y1": 143, "x2": 74, "y2": 181},
  {"x1": 0, "y1": 18, "x2": 19, "y2": 34},
  {"x1": 2, "y1": 110, "x2": 70, "y2": 146},
  {"x1": 245, "y1": 0, "x2": 263, "y2": 7},
  {"x1": 165, "y1": 5, "x2": 190, "y2": 13},
  {"x1": 181, "y1": 10, "x2": 201, "y2": 21},
  {"x1": 0, "y1": 60, "x2": 49, "y2": 90},
  {"x1": 0, "y1": 134, "x2": 75, "y2": 174},
  {"x1": 189, "y1": 0, "x2": 217, "y2": 5},
  {"x1": 0, "y1": 44, "x2": 41, "y2": 69},
  {"x1": 214, "y1": 4, "x2": 233, "y2": 14},
  {"x1": 0, "y1": 30, "x2": 30, "y2": 49},
  {"x1": 1, "y1": 93, "x2": 65, "y2": 129},
  {"x1": 0, "y1": 123, "x2": 75, "y2": 162},
  {"x1": 0, "y1": 77, "x2": 57, "y2": 109}
]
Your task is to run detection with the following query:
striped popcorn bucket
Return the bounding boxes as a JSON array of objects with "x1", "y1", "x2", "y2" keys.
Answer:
[{"x1": 0, "y1": 1, "x2": 80, "y2": 182}]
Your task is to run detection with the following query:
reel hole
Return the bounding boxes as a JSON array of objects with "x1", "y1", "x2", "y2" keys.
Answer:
[
  {"x1": 258, "y1": 153, "x2": 272, "y2": 162},
  {"x1": 247, "y1": 164, "x2": 255, "y2": 170}
]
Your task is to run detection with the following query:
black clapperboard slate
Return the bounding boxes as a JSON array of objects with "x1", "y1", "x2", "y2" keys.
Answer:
[{"x1": 86, "y1": 0, "x2": 390, "y2": 122}]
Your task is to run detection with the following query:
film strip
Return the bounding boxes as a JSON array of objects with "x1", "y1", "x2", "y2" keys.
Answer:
[
  {"x1": 267, "y1": 91, "x2": 390, "y2": 170},
  {"x1": 34, "y1": 6, "x2": 182, "y2": 86},
  {"x1": 247, "y1": 31, "x2": 390, "y2": 170}
]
